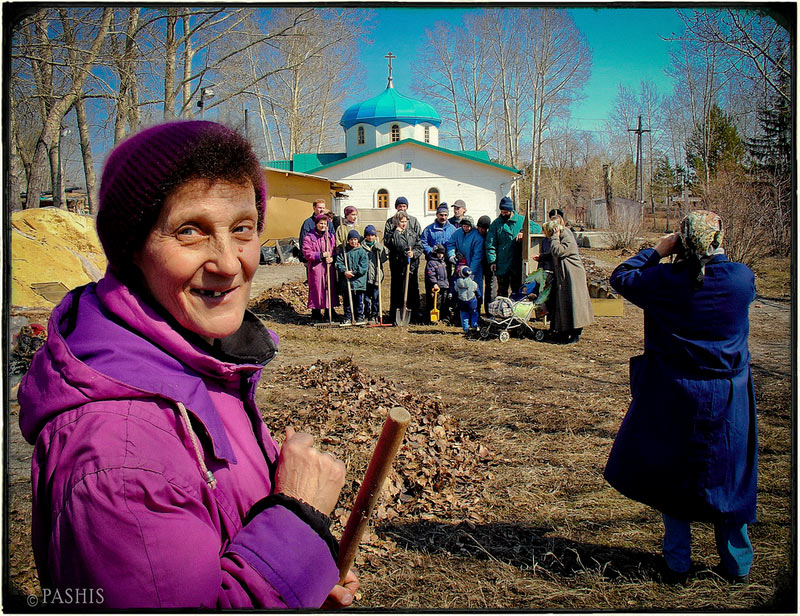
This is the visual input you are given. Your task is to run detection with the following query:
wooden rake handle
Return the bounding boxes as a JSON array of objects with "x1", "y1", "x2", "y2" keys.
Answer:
[{"x1": 336, "y1": 406, "x2": 411, "y2": 584}]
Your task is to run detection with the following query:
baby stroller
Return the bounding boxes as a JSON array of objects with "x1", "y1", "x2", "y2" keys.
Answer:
[{"x1": 479, "y1": 269, "x2": 552, "y2": 342}]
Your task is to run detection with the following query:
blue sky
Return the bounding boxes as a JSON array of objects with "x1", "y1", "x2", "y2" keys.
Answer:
[{"x1": 343, "y1": 6, "x2": 686, "y2": 134}]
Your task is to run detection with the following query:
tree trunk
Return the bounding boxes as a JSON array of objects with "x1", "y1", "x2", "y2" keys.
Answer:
[
  {"x1": 603, "y1": 163, "x2": 613, "y2": 221},
  {"x1": 8, "y1": 103, "x2": 25, "y2": 211},
  {"x1": 24, "y1": 8, "x2": 112, "y2": 210},
  {"x1": 182, "y1": 13, "x2": 195, "y2": 117},
  {"x1": 75, "y1": 97, "x2": 98, "y2": 214},
  {"x1": 49, "y1": 143, "x2": 61, "y2": 208},
  {"x1": 163, "y1": 9, "x2": 178, "y2": 119},
  {"x1": 115, "y1": 8, "x2": 141, "y2": 142}
]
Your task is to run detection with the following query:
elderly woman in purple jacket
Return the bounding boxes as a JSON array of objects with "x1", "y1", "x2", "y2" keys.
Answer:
[
  {"x1": 303, "y1": 213, "x2": 338, "y2": 321},
  {"x1": 18, "y1": 121, "x2": 359, "y2": 608}
]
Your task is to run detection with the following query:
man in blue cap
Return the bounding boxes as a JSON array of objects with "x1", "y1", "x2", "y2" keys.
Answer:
[{"x1": 486, "y1": 196, "x2": 525, "y2": 298}]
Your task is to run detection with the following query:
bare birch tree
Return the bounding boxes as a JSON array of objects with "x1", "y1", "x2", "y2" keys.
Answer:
[
  {"x1": 522, "y1": 8, "x2": 591, "y2": 218},
  {"x1": 676, "y1": 8, "x2": 791, "y2": 106},
  {"x1": 11, "y1": 7, "x2": 113, "y2": 209}
]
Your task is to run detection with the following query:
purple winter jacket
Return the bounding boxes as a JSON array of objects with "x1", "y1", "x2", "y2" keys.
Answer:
[{"x1": 18, "y1": 271, "x2": 339, "y2": 609}]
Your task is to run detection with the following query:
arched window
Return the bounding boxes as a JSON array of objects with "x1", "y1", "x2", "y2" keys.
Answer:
[
  {"x1": 391, "y1": 124, "x2": 400, "y2": 142},
  {"x1": 427, "y1": 188, "x2": 440, "y2": 212},
  {"x1": 424, "y1": 126, "x2": 430, "y2": 143},
  {"x1": 357, "y1": 126, "x2": 365, "y2": 145},
  {"x1": 377, "y1": 189, "x2": 389, "y2": 209}
]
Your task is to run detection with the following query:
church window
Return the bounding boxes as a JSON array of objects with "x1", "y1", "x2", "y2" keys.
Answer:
[
  {"x1": 391, "y1": 124, "x2": 400, "y2": 142},
  {"x1": 357, "y1": 126, "x2": 365, "y2": 145},
  {"x1": 424, "y1": 126, "x2": 430, "y2": 143},
  {"x1": 377, "y1": 189, "x2": 389, "y2": 209},
  {"x1": 427, "y1": 188, "x2": 440, "y2": 212}
]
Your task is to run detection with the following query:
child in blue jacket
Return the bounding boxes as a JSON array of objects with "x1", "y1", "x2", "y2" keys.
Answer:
[{"x1": 425, "y1": 244, "x2": 449, "y2": 324}]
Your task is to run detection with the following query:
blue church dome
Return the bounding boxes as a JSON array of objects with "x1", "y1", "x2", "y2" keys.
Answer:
[{"x1": 340, "y1": 86, "x2": 441, "y2": 130}]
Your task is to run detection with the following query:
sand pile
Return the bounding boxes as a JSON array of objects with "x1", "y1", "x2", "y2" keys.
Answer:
[{"x1": 11, "y1": 208, "x2": 106, "y2": 309}]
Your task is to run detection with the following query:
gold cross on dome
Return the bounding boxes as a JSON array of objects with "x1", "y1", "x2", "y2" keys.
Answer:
[{"x1": 385, "y1": 52, "x2": 396, "y2": 80}]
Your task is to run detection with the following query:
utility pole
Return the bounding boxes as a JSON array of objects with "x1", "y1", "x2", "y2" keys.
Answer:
[{"x1": 628, "y1": 115, "x2": 650, "y2": 203}]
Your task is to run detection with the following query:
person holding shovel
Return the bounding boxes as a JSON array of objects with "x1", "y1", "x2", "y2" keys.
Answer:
[
  {"x1": 335, "y1": 205, "x2": 364, "y2": 251},
  {"x1": 425, "y1": 243, "x2": 449, "y2": 324},
  {"x1": 299, "y1": 198, "x2": 331, "y2": 262},
  {"x1": 18, "y1": 121, "x2": 358, "y2": 608},
  {"x1": 384, "y1": 196, "x2": 421, "y2": 238},
  {"x1": 303, "y1": 213, "x2": 339, "y2": 321},
  {"x1": 336, "y1": 229, "x2": 369, "y2": 326},
  {"x1": 362, "y1": 225, "x2": 388, "y2": 324},
  {"x1": 385, "y1": 210, "x2": 423, "y2": 325}
]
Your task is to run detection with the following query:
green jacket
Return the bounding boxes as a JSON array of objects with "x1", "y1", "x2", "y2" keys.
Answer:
[
  {"x1": 485, "y1": 213, "x2": 524, "y2": 276},
  {"x1": 336, "y1": 245, "x2": 369, "y2": 292}
]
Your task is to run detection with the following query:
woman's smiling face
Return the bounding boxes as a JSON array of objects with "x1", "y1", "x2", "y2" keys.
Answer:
[{"x1": 134, "y1": 179, "x2": 260, "y2": 342}]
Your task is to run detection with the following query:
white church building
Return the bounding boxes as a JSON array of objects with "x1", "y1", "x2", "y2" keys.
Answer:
[{"x1": 268, "y1": 61, "x2": 521, "y2": 229}]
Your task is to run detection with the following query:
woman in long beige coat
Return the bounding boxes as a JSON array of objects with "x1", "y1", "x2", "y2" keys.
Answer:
[{"x1": 543, "y1": 220, "x2": 593, "y2": 343}]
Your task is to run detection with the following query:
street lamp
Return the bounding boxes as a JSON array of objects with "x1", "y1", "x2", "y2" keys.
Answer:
[{"x1": 197, "y1": 87, "x2": 215, "y2": 119}]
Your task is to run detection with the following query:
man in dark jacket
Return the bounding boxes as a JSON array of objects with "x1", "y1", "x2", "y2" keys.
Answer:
[
  {"x1": 385, "y1": 211, "x2": 424, "y2": 324},
  {"x1": 476, "y1": 215, "x2": 495, "y2": 315},
  {"x1": 605, "y1": 210, "x2": 757, "y2": 585},
  {"x1": 384, "y1": 196, "x2": 421, "y2": 238}
]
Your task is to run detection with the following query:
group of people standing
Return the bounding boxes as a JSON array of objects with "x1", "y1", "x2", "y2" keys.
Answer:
[
  {"x1": 300, "y1": 196, "x2": 593, "y2": 341},
  {"x1": 300, "y1": 199, "x2": 387, "y2": 325}
]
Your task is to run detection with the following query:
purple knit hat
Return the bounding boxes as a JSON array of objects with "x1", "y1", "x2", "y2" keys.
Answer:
[{"x1": 97, "y1": 120, "x2": 266, "y2": 277}]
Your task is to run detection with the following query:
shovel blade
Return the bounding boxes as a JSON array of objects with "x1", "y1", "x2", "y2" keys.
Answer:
[
  {"x1": 395, "y1": 307, "x2": 411, "y2": 327},
  {"x1": 430, "y1": 308, "x2": 439, "y2": 322}
]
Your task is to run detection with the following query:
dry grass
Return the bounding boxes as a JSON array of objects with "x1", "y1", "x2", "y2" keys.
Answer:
[{"x1": 5, "y1": 249, "x2": 794, "y2": 611}]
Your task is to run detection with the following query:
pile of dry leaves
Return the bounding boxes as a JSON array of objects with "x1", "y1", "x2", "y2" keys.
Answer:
[
  {"x1": 264, "y1": 358, "x2": 508, "y2": 542},
  {"x1": 250, "y1": 281, "x2": 309, "y2": 317}
]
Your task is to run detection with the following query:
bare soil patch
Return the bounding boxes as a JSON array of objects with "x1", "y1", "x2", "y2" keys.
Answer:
[{"x1": 6, "y1": 250, "x2": 794, "y2": 611}]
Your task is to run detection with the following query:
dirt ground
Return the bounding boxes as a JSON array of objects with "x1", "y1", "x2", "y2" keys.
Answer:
[{"x1": 5, "y1": 250, "x2": 794, "y2": 611}]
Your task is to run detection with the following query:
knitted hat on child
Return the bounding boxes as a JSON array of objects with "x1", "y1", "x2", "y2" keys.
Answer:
[
  {"x1": 97, "y1": 120, "x2": 266, "y2": 277},
  {"x1": 433, "y1": 243, "x2": 446, "y2": 255},
  {"x1": 364, "y1": 225, "x2": 378, "y2": 237},
  {"x1": 347, "y1": 229, "x2": 361, "y2": 241},
  {"x1": 460, "y1": 215, "x2": 474, "y2": 228},
  {"x1": 477, "y1": 215, "x2": 491, "y2": 229},
  {"x1": 459, "y1": 267, "x2": 472, "y2": 278}
]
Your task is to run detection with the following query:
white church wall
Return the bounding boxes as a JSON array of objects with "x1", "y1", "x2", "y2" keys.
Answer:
[
  {"x1": 323, "y1": 143, "x2": 518, "y2": 226},
  {"x1": 345, "y1": 123, "x2": 378, "y2": 156}
]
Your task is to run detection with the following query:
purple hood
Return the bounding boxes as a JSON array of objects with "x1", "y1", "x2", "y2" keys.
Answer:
[{"x1": 20, "y1": 271, "x2": 278, "y2": 452}]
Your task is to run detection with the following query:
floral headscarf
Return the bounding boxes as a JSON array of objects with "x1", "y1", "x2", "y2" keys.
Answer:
[
  {"x1": 678, "y1": 210, "x2": 724, "y2": 288},
  {"x1": 680, "y1": 210, "x2": 724, "y2": 257},
  {"x1": 543, "y1": 220, "x2": 562, "y2": 238}
]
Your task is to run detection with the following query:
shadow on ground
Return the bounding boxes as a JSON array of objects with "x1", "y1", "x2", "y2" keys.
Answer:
[{"x1": 377, "y1": 519, "x2": 662, "y2": 581}]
